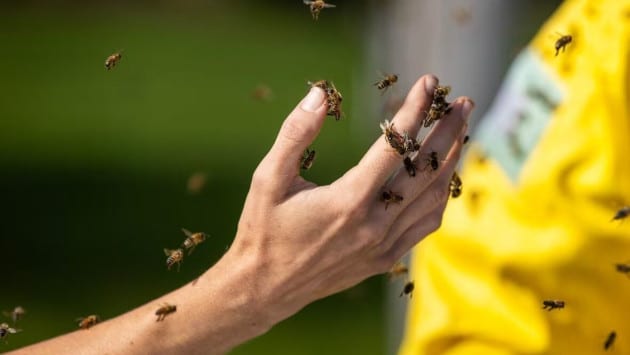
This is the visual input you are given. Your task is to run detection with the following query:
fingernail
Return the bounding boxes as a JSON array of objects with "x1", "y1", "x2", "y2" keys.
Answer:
[
  {"x1": 424, "y1": 75, "x2": 438, "y2": 95},
  {"x1": 301, "y1": 87, "x2": 326, "y2": 112},
  {"x1": 461, "y1": 99, "x2": 475, "y2": 120}
]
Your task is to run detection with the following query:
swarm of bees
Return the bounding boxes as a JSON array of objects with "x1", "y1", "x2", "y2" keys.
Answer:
[
  {"x1": 104, "y1": 51, "x2": 122, "y2": 70},
  {"x1": 303, "y1": 0, "x2": 336, "y2": 20},
  {"x1": 300, "y1": 148, "x2": 316, "y2": 170},
  {"x1": 554, "y1": 33, "x2": 572, "y2": 56},
  {"x1": 308, "y1": 80, "x2": 343, "y2": 120},
  {"x1": 542, "y1": 300, "x2": 565, "y2": 311},
  {"x1": 423, "y1": 85, "x2": 453, "y2": 128},
  {"x1": 155, "y1": 303, "x2": 177, "y2": 322},
  {"x1": 77, "y1": 315, "x2": 100, "y2": 330},
  {"x1": 374, "y1": 73, "x2": 398, "y2": 94},
  {"x1": 381, "y1": 189, "x2": 403, "y2": 209}
]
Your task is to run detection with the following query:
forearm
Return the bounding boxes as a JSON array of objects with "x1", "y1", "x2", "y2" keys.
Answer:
[{"x1": 9, "y1": 248, "x2": 274, "y2": 355}]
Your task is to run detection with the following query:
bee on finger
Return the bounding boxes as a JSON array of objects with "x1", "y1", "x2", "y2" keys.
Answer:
[
  {"x1": 554, "y1": 33, "x2": 572, "y2": 56},
  {"x1": 604, "y1": 331, "x2": 616, "y2": 350},
  {"x1": 181, "y1": 228, "x2": 208, "y2": 255},
  {"x1": 3, "y1": 306, "x2": 25, "y2": 324},
  {"x1": 300, "y1": 148, "x2": 316, "y2": 170},
  {"x1": 104, "y1": 51, "x2": 122, "y2": 70},
  {"x1": 374, "y1": 73, "x2": 398, "y2": 93},
  {"x1": 421, "y1": 151, "x2": 442, "y2": 171},
  {"x1": 400, "y1": 280, "x2": 414, "y2": 298},
  {"x1": 449, "y1": 172, "x2": 463, "y2": 198},
  {"x1": 308, "y1": 80, "x2": 343, "y2": 120},
  {"x1": 155, "y1": 303, "x2": 177, "y2": 322},
  {"x1": 381, "y1": 189, "x2": 403, "y2": 209},
  {"x1": 612, "y1": 206, "x2": 630, "y2": 221},
  {"x1": 403, "y1": 157, "x2": 417, "y2": 177},
  {"x1": 0, "y1": 322, "x2": 20, "y2": 342},
  {"x1": 542, "y1": 300, "x2": 565, "y2": 311},
  {"x1": 423, "y1": 85, "x2": 452, "y2": 127},
  {"x1": 164, "y1": 248, "x2": 184, "y2": 271},
  {"x1": 303, "y1": 0, "x2": 336, "y2": 20},
  {"x1": 388, "y1": 261, "x2": 409, "y2": 281},
  {"x1": 402, "y1": 132, "x2": 420, "y2": 153},
  {"x1": 379, "y1": 120, "x2": 405, "y2": 155},
  {"x1": 77, "y1": 315, "x2": 100, "y2": 330}
]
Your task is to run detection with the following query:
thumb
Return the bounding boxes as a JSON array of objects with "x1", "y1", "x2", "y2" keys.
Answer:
[{"x1": 263, "y1": 86, "x2": 328, "y2": 186}]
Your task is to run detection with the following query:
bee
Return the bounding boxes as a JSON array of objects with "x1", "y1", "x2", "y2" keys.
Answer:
[
  {"x1": 463, "y1": 135, "x2": 470, "y2": 144},
  {"x1": 77, "y1": 315, "x2": 100, "y2": 329},
  {"x1": 0, "y1": 322, "x2": 20, "y2": 341},
  {"x1": 381, "y1": 189, "x2": 403, "y2": 209},
  {"x1": 300, "y1": 148, "x2": 316, "y2": 170},
  {"x1": 379, "y1": 120, "x2": 405, "y2": 155},
  {"x1": 449, "y1": 172, "x2": 463, "y2": 198},
  {"x1": 423, "y1": 85, "x2": 452, "y2": 128},
  {"x1": 303, "y1": 0, "x2": 336, "y2": 20},
  {"x1": 155, "y1": 303, "x2": 177, "y2": 322},
  {"x1": 604, "y1": 331, "x2": 616, "y2": 350},
  {"x1": 615, "y1": 262, "x2": 630, "y2": 276},
  {"x1": 400, "y1": 280, "x2": 415, "y2": 298},
  {"x1": 181, "y1": 228, "x2": 208, "y2": 255},
  {"x1": 104, "y1": 51, "x2": 122, "y2": 70},
  {"x1": 612, "y1": 206, "x2": 630, "y2": 221},
  {"x1": 434, "y1": 85, "x2": 451, "y2": 98},
  {"x1": 554, "y1": 33, "x2": 572, "y2": 56},
  {"x1": 542, "y1": 300, "x2": 565, "y2": 311},
  {"x1": 164, "y1": 248, "x2": 184, "y2": 271},
  {"x1": 422, "y1": 151, "x2": 441, "y2": 171},
  {"x1": 403, "y1": 157, "x2": 417, "y2": 177},
  {"x1": 186, "y1": 172, "x2": 207, "y2": 195},
  {"x1": 388, "y1": 261, "x2": 409, "y2": 280},
  {"x1": 3, "y1": 306, "x2": 25, "y2": 324},
  {"x1": 374, "y1": 73, "x2": 398, "y2": 93},
  {"x1": 252, "y1": 84, "x2": 273, "y2": 102},
  {"x1": 308, "y1": 80, "x2": 343, "y2": 120},
  {"x1": 402, "y1": 132, "x2": 421, "y2": 153}
]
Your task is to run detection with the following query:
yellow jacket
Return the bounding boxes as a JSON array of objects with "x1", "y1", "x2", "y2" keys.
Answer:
[{"x1": 399, "y1": 0, "x2": 630, "y2": 354}]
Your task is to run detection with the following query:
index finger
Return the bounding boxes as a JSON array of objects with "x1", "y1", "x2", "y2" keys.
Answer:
[{"x1": 344, "y1": 74, "x2": 437, "y2": 194}]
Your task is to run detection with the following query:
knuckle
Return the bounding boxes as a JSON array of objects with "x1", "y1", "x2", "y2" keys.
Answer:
[
  {"x1": 281, "y1": 117, "x2": 312, "y2": 144},
  {"x1": 431, "y1": 187, "x2": 449, "y2": 206}
]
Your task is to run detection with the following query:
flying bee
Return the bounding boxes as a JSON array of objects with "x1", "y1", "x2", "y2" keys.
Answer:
[
  {"x1": 0, "y1": 323, "x2": 20, "y2": 342},
  {"x1": 388, "y1": 261, "x2": 409, "y2": 280},
  {"x1": 374, "y1": 73, "x2": 398, "y2": 93},
  {"x1": 181, "y1": 228, "x2": 208, "y2": 255},
  {"x1": 612, "y1": 206, "x2": 630, "y2": 221},
  {"x1": 403, "y1": 157, "x2": 417, "y2": 177},
  {"x1": 104, "y1": 51, "x2": 122, "y2": 70},
  {"x1": 604, "y1": 331, "x2": 616, "y2": 350},
  {"x1": 155, "y1": 303, "x2": 177, "y2": 322},
  {"x1": 463, "y1": 135, "x2": 470, "y2": 144},
  {"x1": 77, "y1": 315, "x2": 100, "y2": 329},
  {"x1": 303, "y1": 0, "x2": 336, "y2": 20},
  {"x1": 542, "y1": 300, "x2": 565, "y2": 311},
  {"x1": 449, "y1": 171, "x2": 463, "y2": 198},
  {"x1": 251, "y1": 84, "x2": 273, "y2": 102},
  {"x1": 300, "y1": 148, "x2": 316, "y2": 170},
  {"x1": 400, "y1": 280, "x2": 415, "y2": 298},
  {"x1": 381, "y1": 189, "x2": 403, "y2": 209},
  {"x1": 379, "y1": 120, "x2": 405, "y2": 155},
  {"x1": 3, "y1": 306, "x2": 25, "y2": 324},
  {"x1": 164, "y1": 248, "x2": 184, "y2": 271},
  {"x1": 554, "y1": 33, "x2": 572, "y2": 56},
  {"x1": 615, "y1": 262, "x2": 630, "y2": 276}
]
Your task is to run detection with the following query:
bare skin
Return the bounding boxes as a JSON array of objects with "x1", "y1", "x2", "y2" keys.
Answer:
[{"x1": 7, "y1": 75, "x2": 472, "y2": 355}]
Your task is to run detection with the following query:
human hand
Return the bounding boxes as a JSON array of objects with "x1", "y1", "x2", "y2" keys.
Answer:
[{"x1": 227, "y1": 75, "x2": 473, "y2": 325}]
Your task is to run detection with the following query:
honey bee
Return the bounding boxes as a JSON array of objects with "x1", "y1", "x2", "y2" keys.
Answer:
[
  {"x1": 423, "y1": 85, "x2": 452, "y2": 128},
  {"x1": 186, "y1": 172, "x2": 207, "y2": 195},
  {"x1": 181, "y1": 228, "x2": 208, "y2": 255},
  {"x1": 388, "y1": 261, "x2": 409, "y2": 280},
  {"x1": 0, "y1": 322, "x2": 20, "y2": 341},
  {"x1": 374, "y1": 73, "x2": 398, "y2": 93},
  {"x1": 449, "y1": 171, "x2": 463, "y2": 198},
  {"x1": 402, "y1": 132, "x2": 421, "y2": 153},
  {"x1": 379, "y1": 120, "x2": 405, "y2": 155},
  {"x1": 3, "y1": 306, "x2": 25, "y2": 324},
  {"x1": 434, "y1": 85, "x2": 451, "y2": 97},
  {"x1": 251, "y1": 84, "x2": 273, "y2": 102},
  {"x1": 554, "y1": 33, "x2": 572, "y2": 56},
  {"x1": 303, "y1": 0, "x2": 336, "y2": 20},
  {"x1": 463, "y1": 135, "x2": 470, "y2": 144},
  {"x1": 542, "y1": 300, "x2": 565, "y2": 311},
  {"x1": 612, "y1": 206, "x2": 630, "y2": 221},
  {"x1": 381, "y1": 189, "x2": 403, "y2": 209},
  {"x1": 164, "y1": 248, "x2": 184, "y2": 271},
  {"x1": 308, "y1": 80, "x2": 343, "y2": 120},
  {"x1": 155, "y1": 303, "x2": 177, "y2": 322},
  {"x1": 400, "y1": 280, "x2": 415, "y2": 298},
  {"x1": 300, "y1": 148, "x2": 316, "y2": 170},
  {"x1": 604, "y1": 331, "x2": 616, "y2": 350},
  {"x1": 615, "y1": 262, "x2": 630, "y2": 276},
  {"x1": 77, "y1": 315, "x2": 100, "y2": 329},
  {"x1": 104, "y1": 51, "x2": 122, "y2": 70},
  {"x1": 403, "y1": 157, "x2": 416, "y2": 177},
  {"x1": 422, "y1": 151, "x2": 441, "y2": 171}
]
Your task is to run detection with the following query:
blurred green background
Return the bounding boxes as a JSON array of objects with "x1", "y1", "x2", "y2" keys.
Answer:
[{"x1": 0, "y1": 1, "x2": 385, "y2": 353}]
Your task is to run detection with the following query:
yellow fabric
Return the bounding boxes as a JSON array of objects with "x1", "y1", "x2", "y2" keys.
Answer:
[{"x1": 399, "y1": 1, "x2": 630, "y2": 354}]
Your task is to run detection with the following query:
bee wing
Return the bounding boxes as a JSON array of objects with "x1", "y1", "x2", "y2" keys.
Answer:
[
  {"x1": 303, "y1": 0, "x2": 314, "y2": 4},
  {"x1": 8, "y1": 327, "x2": 20, "y2": 334},
  {"x1": 163, "y1": 248, "x2": 172, "y2": 256},
  {"x1": 181, "y1": 228, "x2": 193, "y2": 237},
  {"x1": 323, "y1": 3, "x2": 336, "y2": 8}
]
